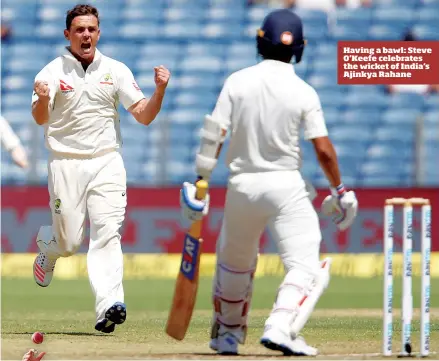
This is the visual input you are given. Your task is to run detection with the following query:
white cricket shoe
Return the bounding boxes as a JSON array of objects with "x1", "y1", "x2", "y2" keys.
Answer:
[
  {"x1": 33, "y1": 252, "x2": 57, "y2": 287},
  {"x1": 33, "y1": 237, "x2": 58, "y2": 287},
  {"x1": 260, "y1": 327, "x2": 318, "y2": 356},
  {"x1": 217, "y1": 331, "x2": 239, "y2": 355},
  {"x1": 209, "y1": 337, "x2": 218, "y2": 351},
  {"x1": 209, "y1": 326, "x2": 242, "y2": 355}
]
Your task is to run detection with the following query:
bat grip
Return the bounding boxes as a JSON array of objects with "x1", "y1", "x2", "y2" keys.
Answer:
[{"x1": 195, "y1": 180, "x2": 209, "y2": 200}]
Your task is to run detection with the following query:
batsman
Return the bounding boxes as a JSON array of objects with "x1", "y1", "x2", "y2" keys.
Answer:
[{"x1": 180, "y1": 9, "x2": 359, "y2": 356}]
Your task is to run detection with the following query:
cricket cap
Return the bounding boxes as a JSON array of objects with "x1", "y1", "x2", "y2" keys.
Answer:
[{"x1": 257, "y1": 9, "x2": 306, "y2": 63}]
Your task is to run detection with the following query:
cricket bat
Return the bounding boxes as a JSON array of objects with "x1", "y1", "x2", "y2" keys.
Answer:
[{"x1": 165, "y1": 179, "x2": 209, "y2": 340}]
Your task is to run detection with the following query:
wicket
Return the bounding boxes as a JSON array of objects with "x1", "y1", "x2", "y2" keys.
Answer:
[{"x1": 383, "y1": 198, "x2": 431, "y2": 357}]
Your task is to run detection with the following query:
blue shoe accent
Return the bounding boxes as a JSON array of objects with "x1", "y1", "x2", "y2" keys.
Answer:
[
  {"x1": 95, "y1": 302, "x2": 127, "y2": 334},
  {"x1": 105, "y1": 302, "x2": 127, "y2": 325}
]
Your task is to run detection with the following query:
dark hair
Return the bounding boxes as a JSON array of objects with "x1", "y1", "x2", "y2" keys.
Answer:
[
  {"x1": 257, "y1": 37, "x2": 294, "y2": 63},
  {"x1": 66, "y1": 4, "x2": 100, "y2": 30}
]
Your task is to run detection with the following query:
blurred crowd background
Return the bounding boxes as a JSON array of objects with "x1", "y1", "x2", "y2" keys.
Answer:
[{"x1": 1, "y1": 0, "x2": 438, "y2": 188}]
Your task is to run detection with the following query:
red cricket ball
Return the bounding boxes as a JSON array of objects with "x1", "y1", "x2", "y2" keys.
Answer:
[{"x1": 32, "y1": 332, "x2": 44, "y2": 344}]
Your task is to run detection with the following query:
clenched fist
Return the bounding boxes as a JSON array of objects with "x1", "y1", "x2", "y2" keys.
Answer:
[
  {"x1": 154, "y1": 65, "x2": 170, "y2": 93},
  {"x1": 33, "y1": 81, "x2": 50, "y2": 102}
]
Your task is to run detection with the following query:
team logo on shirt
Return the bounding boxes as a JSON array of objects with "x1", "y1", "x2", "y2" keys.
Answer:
[
  {"x1": 59, "y1": 80, "x2": 74, "y2": 93},
  {"x1": 54, "y1": 198, "x2": 61, "y2": 214},
  {"x1": 100, "y1": 73, "x2": 113, "y2": 85},
  {"x1": 280, "y1": 31, "x2": 293, "y2": 46}
]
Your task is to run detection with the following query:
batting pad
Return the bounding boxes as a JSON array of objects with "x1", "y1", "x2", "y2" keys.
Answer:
[
  {"x1": 290, "y1": 257, "x2": 332, "y2": 338},
  {"x1": 264, "y1": 258, "x2": 332, "y2": 338},
  {"x1": 213, "y1": 262, "x2": 255, "y2": 342}
]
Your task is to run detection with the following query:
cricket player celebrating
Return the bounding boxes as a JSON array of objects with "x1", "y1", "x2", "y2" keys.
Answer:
[
  {"x1": 180, "y1": 9, "x2": 357, "y2": 356},
  {"x1": 31, "y1": 4, "x2": 170, "y2": 333}
]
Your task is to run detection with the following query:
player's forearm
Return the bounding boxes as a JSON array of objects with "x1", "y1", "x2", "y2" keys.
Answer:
[
  {"x1": 0, "y1": 116, "x2": 21, "y2": 151},
  {"x1": 135, "y1": 90, "x2": 165, "y2": 126},
  {"x1": 316, "y1": 145, "x2": 342, "y2": 188},
  {"x1": 32, "y1": 100, "x2": 50, "y2": 125}
]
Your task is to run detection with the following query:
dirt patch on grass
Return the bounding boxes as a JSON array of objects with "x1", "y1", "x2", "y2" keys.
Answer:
[{"x1": 2, "y1": 308, "x2": 438, "y2": 360}]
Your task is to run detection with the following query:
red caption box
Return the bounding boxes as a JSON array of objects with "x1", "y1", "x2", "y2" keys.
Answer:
[{"x1": 337, "y1": 41, "x2": 439, "y2": 85}]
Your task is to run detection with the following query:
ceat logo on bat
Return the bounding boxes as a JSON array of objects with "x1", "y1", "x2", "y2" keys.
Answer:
[{"x1": 180, "y1": 234, "x2": 200, "y2": 281}]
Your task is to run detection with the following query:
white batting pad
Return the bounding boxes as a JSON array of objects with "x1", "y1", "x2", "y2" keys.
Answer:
[
  {"x1": 212, "y1": 262, "x2": 256, "y2": 343},
  {"x1": 289, "y1": 257, "x2": 332, "y2": 337},
  {"x1": 264, "y1": 258, "x2": 332, "y2": 338}
]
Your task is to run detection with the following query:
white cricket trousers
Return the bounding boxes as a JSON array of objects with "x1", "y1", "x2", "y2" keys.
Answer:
[
  {"x1": 41, "y1": 150, "x2": 127, "y2": 322},
  {"x1": 211, "y1": 170, "x2": 323, "y2": 335},
  {"x1": 217, "y1": 170, "x2": 322, "y2": 274}
]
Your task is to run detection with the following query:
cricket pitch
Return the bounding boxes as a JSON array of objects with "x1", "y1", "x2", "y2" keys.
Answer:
[{"x1": 2, "y1": 277, "x2": 438, "y2": 360}]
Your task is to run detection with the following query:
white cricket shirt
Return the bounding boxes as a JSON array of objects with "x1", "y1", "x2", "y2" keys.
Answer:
[
  {"x1": 32, "y1": 48, "x2": 145, "y2": 157},
  {"x1": 211, "y1": 59, "x2": 328, "y2": 175}
]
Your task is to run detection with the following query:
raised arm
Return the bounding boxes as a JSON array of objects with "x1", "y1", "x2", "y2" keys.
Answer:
[
  {"x1": 32, "y1": 81, "x2": 51, "y2": 125},
  {"x1": 127, "y1": 65, "x2": 170, "y2": 126},
  {"x1": 31, "y1": 68, "x2": 56, "y2": 126}
]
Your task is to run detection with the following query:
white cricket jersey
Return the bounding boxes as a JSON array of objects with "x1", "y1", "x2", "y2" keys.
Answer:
[
  {"x1": 211, "y1": 59, "x2": 328, "y2": 175},
  {"x1": 32, "y1": 48, "x2": 145, "y2": 157}
]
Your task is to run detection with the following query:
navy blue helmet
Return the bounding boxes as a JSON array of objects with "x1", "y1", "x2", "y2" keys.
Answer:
[{"x1": 256, "y1": 9, "x2": 306, "y2": 64}]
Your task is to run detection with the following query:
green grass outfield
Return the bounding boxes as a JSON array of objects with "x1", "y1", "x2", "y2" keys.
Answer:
[{"x1": 2, "y1": 276, "x2": 438, "y2": 360}]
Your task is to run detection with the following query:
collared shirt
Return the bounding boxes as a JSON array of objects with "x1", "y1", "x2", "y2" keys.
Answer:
[
  {"x1": 32, "y1": 48, "x2": 145, "y2": 157},
  {"x1": 211, "y1": 59, "x2": 328, "y2": 175}
]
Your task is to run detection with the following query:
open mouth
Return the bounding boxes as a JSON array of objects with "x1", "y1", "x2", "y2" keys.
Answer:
[{"x1": 81, "y1": 43, "x2": 92, "y2": 52}]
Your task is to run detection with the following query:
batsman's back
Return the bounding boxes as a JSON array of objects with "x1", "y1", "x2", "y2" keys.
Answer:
[{"x1": 221, "y1": 60, "x2": 327, "y2": 176}]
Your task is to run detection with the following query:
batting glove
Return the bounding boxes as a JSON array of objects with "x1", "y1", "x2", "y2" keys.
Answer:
[
  {"x1": 22, "y1": 349, "x2": 46, "y2": 361},
  {"x1": 180, "y1": 182, "x2": 210, "y2": 222},
  {"x1": 321, "y1": 184, "x2": 358, "y2": 231}
]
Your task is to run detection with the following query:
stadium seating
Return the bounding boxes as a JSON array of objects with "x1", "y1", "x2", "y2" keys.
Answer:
[{"x1": 1, "y1": 0, "x2": 438, "y2": 187}]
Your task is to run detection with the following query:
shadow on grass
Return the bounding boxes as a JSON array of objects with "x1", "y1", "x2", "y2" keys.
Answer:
[
  {"x1": 151, "y1": 353, "x2": 286, "y2": 358},
  {"x1": 6, "y1": 331, "x2": 108, "y2": 337}
]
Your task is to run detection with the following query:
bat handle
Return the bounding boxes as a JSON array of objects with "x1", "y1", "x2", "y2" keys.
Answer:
[{"x1": 195, "y1": 179, "x2": 209, "y2": 201}]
